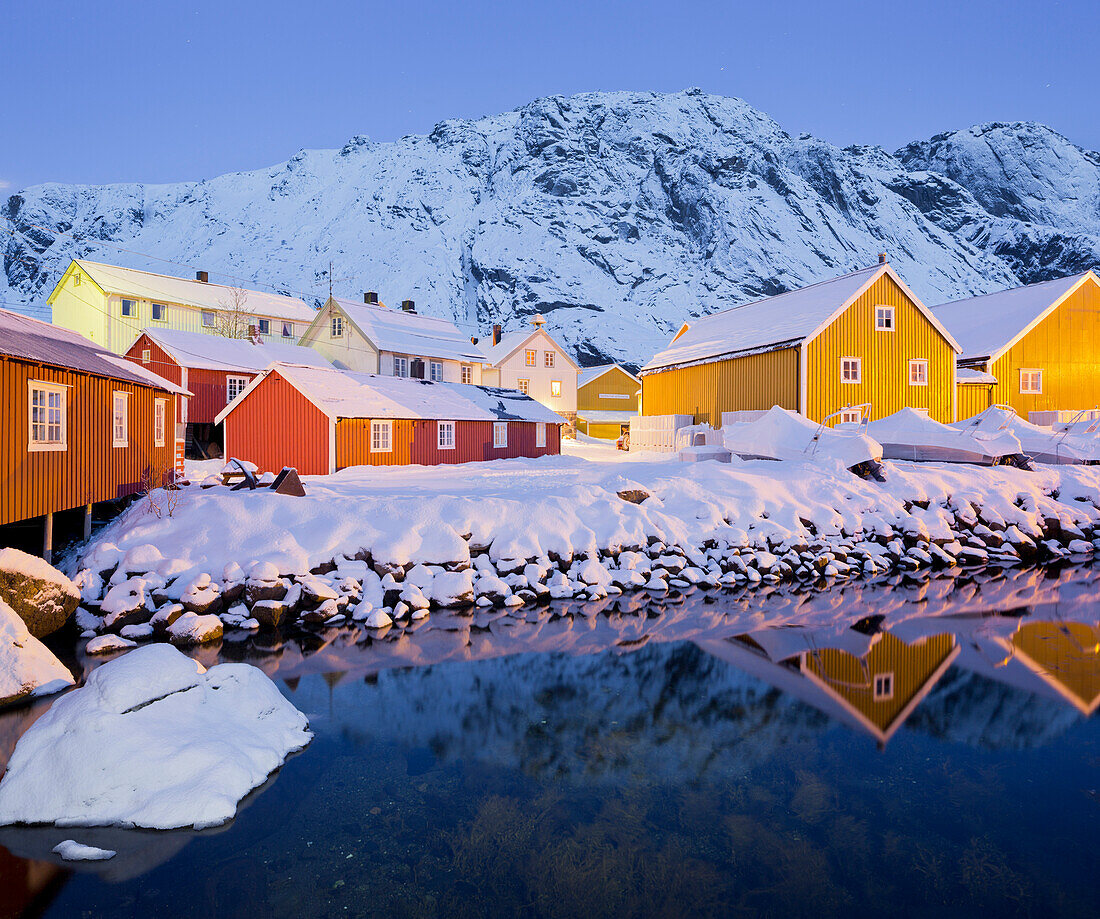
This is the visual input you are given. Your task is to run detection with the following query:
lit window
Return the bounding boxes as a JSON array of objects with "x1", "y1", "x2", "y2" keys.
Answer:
[
  {"x1": 257, "y1": 318, "x2": 270, "y2": 335},
  {"x1": 544, "y1": 351, "x2": 555, "y2": 368},
  {"x1": 841, "y1": 357, "x2": 861, "y2": 384},
  {"x1": 141, "y1": 349, "x2": 151, "y2": 364},
  {"x1": 202, "y1": 311, "x2": 216, "y2": 328},
  {"x1": 550, "y1": 380, "x2": 562, "y2": 398},
  {"x1": 536, "y1": 423, "x2": 546, "y2": 448},
  {"x1": 493, "y1": 422, "x2": 507, "y2": 448},
  {"x1": 371, "y1": 420, "x2": 392, "y2": 452},
  {"x1": 1020, "y1": 369, "x2": 1042, "y2": 394},
  {"x1": 154, "y1": 399, "x2": 167, "y2": 447},
  {"x1": 873, "y1": 673, "x2": 894, "y2": 700},
  {"x1": 121, "y1": 299, "x2": 136, "y2": 317},
  {"x1": 430, "y1": 361, "x2": 444, "y2": 382},
  {"x1": 393, "y1": 357, "x2": 409, "y2": 378},
  {"x1": 227, "y1": 375, "x2": 250, "y2": 403},
  {"x1": 875, "y1": 306, "x2": 894, "y2": 331},
  {"x1": 152, "y1": 303, "x2": 167, "y2": 321},
  {"x1": 909, "y1": 359, "x2": 929, "y2": 386},
  {"x1": 438, "y1": 421, "x2": 455, "y2": 450},
  {"x1": 525, "y1": 349, "x2": 537, "y2": 367},
  {"x1": 461, "y1": 364, "x2": 472, "y2": 384},
  {"x1": 28, "y1": 382, "x2": 66, "y2": 451},
  {"x1": 331, "y1": 315, "x2": 344, "y2": 338},
  {"x1": 112, "y1": 391, "x2": 129, "y2": 447},
  {"x1": 518, "y1": 378, "x2": 530, "y2": 395},
  {"x1": 282, "y1": 322, "x2": 294, "y2": 338}
]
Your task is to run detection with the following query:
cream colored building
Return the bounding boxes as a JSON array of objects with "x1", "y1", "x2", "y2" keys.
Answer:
[{"x1": 479, "y1": 316, "x2": 578, "y2": 427}]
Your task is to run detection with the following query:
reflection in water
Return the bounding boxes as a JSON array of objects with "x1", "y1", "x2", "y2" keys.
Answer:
[{"x1": 0, "y1": 564, "x2": 1096, "y2": 917}]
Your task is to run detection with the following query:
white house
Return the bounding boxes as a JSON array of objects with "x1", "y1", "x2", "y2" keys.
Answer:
[
  {"x1": 479, "y1": 316, "x2": 578, "y2": 428},
  {"x1": 298, "y1": 294, "x2": 485, "y2": 385}
]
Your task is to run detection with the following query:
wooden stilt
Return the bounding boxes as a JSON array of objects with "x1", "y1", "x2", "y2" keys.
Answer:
[
  {"x1": 43, "y1": 513, "x2": 54, "y2": 564},
  {"x1": 84, "y1": 503, "x2": 93, "y2": 541}
]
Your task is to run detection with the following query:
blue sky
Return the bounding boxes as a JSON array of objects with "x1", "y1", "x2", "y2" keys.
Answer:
[{"x1": 1, "y1": 0, "x2": 1095, "y2": 190}]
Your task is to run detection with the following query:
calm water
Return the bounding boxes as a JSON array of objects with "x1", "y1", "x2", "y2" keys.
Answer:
[{"x1": 1, "y1": 565, "x2": 1098, "y2": 918}]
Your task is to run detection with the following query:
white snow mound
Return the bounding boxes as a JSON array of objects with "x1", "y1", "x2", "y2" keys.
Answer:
[
  {"x1": 0, "y1": 644, "x2": 311, "y2": 829},
  {"x1": 0, "y1": 597, "x2": 74, "y2": 705}
]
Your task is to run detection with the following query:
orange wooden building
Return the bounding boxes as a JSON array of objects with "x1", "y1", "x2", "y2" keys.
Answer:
[
  {"x1": 1, "y1": 308, "x2": 187, "y2": 556},
  {"x1": 216, "y1": 363, "x2": 564, "y2": 475}
]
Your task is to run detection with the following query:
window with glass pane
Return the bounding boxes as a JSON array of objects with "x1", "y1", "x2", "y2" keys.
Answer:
[
  {"x1": 121, "y1": 299, "x2": 135, "y2": 317},
  {"x1": 841, "y1": 358, "x2": 861, "y2": 383},
  {"x1": 518, "y1": 379, "x2": 529, "y2": 395},
  {"x1": 536, "y1": 423, "x2": 546, "y2": 448},
  {"x1": 282, "y1": 322, "x2": 294, "y2": 338},
  {"x1": 550, "y1": 380, "x2": 561, "y2": 397},
  {"x1": 258, "y1": 319, "x2": 270, "y2": 335},
  {"x1": 909, "y1": 360, "x2": 928, "y2": 385},
  {"x1": 430, "y1": 362, "x2": 444, "y2": 382},
  {"x1": 461, "y1": 365, "x2": 472, "y2": 384},
  {"x1": 331, "y1": 315, "x2": 343, "y2": 337},
  {"x1": 152, "y1": 303, "x2": 167, "y2": 321},
  {"x1": 202, "y1": 311, "x2": 215, "y2": 327},
  {"x1": 154, "y1": 400, "x2": 166, "y2": 447},
  {"x1": 372, "y1": 421, "x2": 392, "y2": 451},
  {"x1": 544, "y1": 352, "x2": 555, "y2": 368},
  {"x1": 875, "y1": 306, "x2": 894, "y2": 331},
  {"x1": 525, "y1": 349, "x2": 536, "y2": 367},
  {"x1": 493, "y1": 422, "x2": 507, "y2": 448},
  {"x1": 438, "y1": 421, "x2": 455, "y2": 449},
  {"x1": 227, "y1": 376, "x2": 249, "y2": 402},
  {"x1": 393, "y1": 357, "x2": 409, "y2": 377},
  {"x1": 113, "y1": 392, "x2": 128, "y2": 446},
  {"x1": 29, "y1": 384, "x2": 66, "y2": 448}
]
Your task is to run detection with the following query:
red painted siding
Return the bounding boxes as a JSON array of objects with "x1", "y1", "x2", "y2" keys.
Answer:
[
  {"x1": 222, "y1": 372, "x2": 331, "y2": 475},
  {"x1": 1, "y1": 356, "x2": 178, "y2": 527}
]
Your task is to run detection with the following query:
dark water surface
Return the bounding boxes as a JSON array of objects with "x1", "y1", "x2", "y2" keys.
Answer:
[{"x1": 1, "y1": 565, "x2": 1098, "y2": 918}]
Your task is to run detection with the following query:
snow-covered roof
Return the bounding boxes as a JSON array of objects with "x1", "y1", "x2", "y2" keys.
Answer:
[
  {"x1": 931, "y1": 272, "x2": 1095, "y2": 362},
  {"x1": 330, "y1": 298, "x2": 484, "y2": 363},
  {"x1": 65, "y1": 260, "x2": 317, "y2": 322},
  {"x1": 135, "y1": 328, "x2": 332, "y2": 373},
  {"x1": 578, "y1": 409, "x2": 637, "y2": 424},
  {"x1": 956, "y1": 367, "x2": 997, "y2": 384},
  {"x1": 478, "y1": 326, "x2": 581, "y2": 370},
  {"x1": 0, "y1": 307, "x2": 187, "y2": 395},
  {"x1": 643, "y1": 264, "x2": 960, "y2": 373},
  {"x1": 217, "y1": 363, "x2": 566, "y2": 425},
  {"x1": 578, "y1": 364, "x2": 639, "y2": 389}
]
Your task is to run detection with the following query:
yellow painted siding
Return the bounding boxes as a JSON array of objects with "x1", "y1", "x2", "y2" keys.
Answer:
[
  {"x1": 986, "y1": 276, "x2": 1100, "y2": 417},
  {"x1": 641, "y1": 347, "x2": 799, "y2": 427},
  {"x1": 956, "y1": 383, "x2": 993, "y2": 420},
  {"x1": 579, "y1": 421, "x2": 628, "y2": 440},
  {"x1": 806, "y1": 273, "x2": 955, "y2": 423},
  {"x1": 578, "y1": 367, "x2": 640, "y2": 412},
  {"x1": 1011, "y1": 621, "x2": 1100, "y2": 714},
  {"x1": 49, "y1": 263, "x2": 108, "y2": 347}
]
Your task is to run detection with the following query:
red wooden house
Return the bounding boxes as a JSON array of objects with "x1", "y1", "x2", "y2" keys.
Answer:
[
  {"x1": 216, "y1": 363, "x2": 565, "y2": 475},
  {"x1": 1, "y1": 308, "x2": 187, "y2": 557},
  {"x1": 124, "y1": 328, "x2": 331, "y2": 451}
]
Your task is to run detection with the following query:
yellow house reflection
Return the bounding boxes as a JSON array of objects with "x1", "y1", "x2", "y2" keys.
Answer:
[{"x1": 1002, "y1": 621, "x2": 1100, "y2": 716}]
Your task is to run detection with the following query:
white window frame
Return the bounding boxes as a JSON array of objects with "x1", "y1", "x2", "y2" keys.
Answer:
[
  {"x1": 437, "y1": 420, "x2": 455, "y2": 450},
  {"x1": 873, "y1": 672, "x2": 895, "y2": 701},
  {"x1": 536, "y1": 423, "x2": 546, "y2": 448},
  {"x1": 841, "y1": 357, "x2": 861, "y2": 384},
  {"x1": 120, "y1": 298, "x2": 136, "y2": 318},
  {"x1": 257, "y1": 318, "x2": 271, "y2": 335},
  {"x1": 429, "y1": 361, "x2": 444, "y2": 383},
  {"x1": 875, "y1": 306, "x2": 894, "y2": 331},
  {"x1": 141, "y1": 349, "x2": 151, "y2": 364},
  {"x1": 493, "y1": 422, "x2": 508, "y2": 448},
  {"x1": 461, "y1": 364, "x2": 472, "y2": 384},
  {"x1": 517, "y1": 378, "x2": 530, "y2": 395},
  {"x1": 908, "y1": 359, "x2": 929, "y2": 386},
  {"x1": 112, "y1": 391, "x2": 129, "y2": 447},
  {"x1": 1020, "y1": 369, "x2": 1042, "y2": 394},
  {"x1": 838, "y1": 409, "x2": 862, "y2": 425},
  {"x1": 544, "y1": 351, "x2": 556, "y2": 368},
  {"x1": 550, "y1": 380, "x2": 562, "y2": 398},
  {"x1": 525, "y1": 349, "x2": 537, "y2": 367},
  {"x1": 331, "y1": 315, "x2": 344, "y2": 338},
  {"x1": 27, "y1": 381, "x2": 67, "y2": 452},
  {"x1": 393, "y1": 356, "x2": 409, "y2": 378},
  {"x1": 371, "y1": 420, "x2": 392, "y2": 453},
  {"x1": 282, "y1": 321, "x2": 294, "y2": 338},
  {"x1": 151, "y1": 302, "x2": 168, "y2": 322},
  {"x1": 154, "y1": 398, "x2": 167, "y2": 447},
  {"x1": 226, "y1": 375, "x2": 250, "y2": 403},
  {"x1": 201, "y1": 310, "x2": 216, "y2": 328}
]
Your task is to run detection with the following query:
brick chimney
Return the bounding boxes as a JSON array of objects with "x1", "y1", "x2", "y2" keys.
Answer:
[
  {"x1": 364, "y1": 291, "x2": 378, "y2": 304},
  {"x1": 878, "y1": 253, "x2": 887, "y2": 265},
  {"x1": 492, "y1": 324, "x2": 502, "y2": 346},
  {"x1": 196, "y1": 270, "x2": 209, "y2": 283},
  {"x1": 401, "y1": 299, "x2": 416, "y2": 313}
]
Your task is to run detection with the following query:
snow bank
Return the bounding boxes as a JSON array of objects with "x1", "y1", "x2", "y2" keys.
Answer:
[
  {"x1": 0, "y1": 645, "x2": 311, "y2": 829},
  {"x1": 0, "y1": 598, "x2": 74, "y2": 706},
  {"x1": 53, "y1": 839, "x2": 116, "y2": 861}
]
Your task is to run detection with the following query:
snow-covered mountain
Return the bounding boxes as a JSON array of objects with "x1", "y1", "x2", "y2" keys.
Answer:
[{"x1": 4, "y1": 90, "x2": 1098, "y2": 367}]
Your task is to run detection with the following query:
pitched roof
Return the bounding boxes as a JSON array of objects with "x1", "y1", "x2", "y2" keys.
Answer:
[
  {"x1": 643, "y1": 264, "x2": 960, "y2": 373},
  {"x1": 477, "y1": 326, "x2": 581, "y2": 370},
  {"x1": 217, "y1": 363, "x2": 566, "y2": 425},
  {"x1": 135, "y1": 327, "x2": 332, "y2": 373},
  {"x1": 329, "y1": 297, "x2": 485, "y2": 363},
  {"x1": 956, "y1": 367, "x2": 997, "y2": 384},
  {"x1": 63, "y1": 260, "x2": 317, "y2": 323},
  {"x1": 578, "y1": 363, "x2": 639, "y2": 388},
  {"x1": 0, "y1": 308, "x2": 187, "y2": 394},
  {"x1": 931, "y1": 272, "x2": 1095, "y2": 362}
]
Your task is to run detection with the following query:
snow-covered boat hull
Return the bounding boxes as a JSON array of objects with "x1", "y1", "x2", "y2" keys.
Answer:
[{"x1": 868, "y1": 408, "x2": 1030, "y2": 468}]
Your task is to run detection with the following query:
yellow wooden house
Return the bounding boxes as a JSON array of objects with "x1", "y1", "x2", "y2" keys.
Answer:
[
  {"x1": 641, "y1": 259, "x2": 961, "y2": 426},
  {"x1": 47, "y1": 259, "x2": 317, "y2": 355},
  {"x1": 576, "y1": 364, "x2": 639, "y2": 439},
  {"x1": 931, "y1": 271, "x2": 1100, "y2": 420}
]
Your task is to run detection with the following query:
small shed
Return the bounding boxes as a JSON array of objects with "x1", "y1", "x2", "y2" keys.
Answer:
[
  {"x1": 216, "y1": 363, "x2": 565, "y2": 475},
  {"x1": 577, "y1": 364, "x2": 640, "y2": 439}
]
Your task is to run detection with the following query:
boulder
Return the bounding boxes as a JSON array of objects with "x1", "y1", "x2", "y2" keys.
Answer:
[
  {"x1": 0, "y1": 598, "x2": 74, "y2": 707},
  {"x1": 0, "y1": 548, "x2": 81, "y2": 638},
  {"x1": 167, "y1": 613, "x2": 223, "y2": 646},
  {"x1": 101, "y1": 578, "x2": 154, "y2": 631}
]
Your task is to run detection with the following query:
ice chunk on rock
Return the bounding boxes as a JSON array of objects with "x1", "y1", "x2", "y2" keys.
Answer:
[
  {"x1": 1, "y1": 598, "x2": 74, "y2": 706},
  {"x1": 0, "y1": 644, "x2": 311, "y2": 829}
]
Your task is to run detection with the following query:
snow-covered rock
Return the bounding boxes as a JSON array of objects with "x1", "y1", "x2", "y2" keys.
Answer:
[
  {"x1": 0, "y1": 548, "x2": 80, "y2": 638},
  {"x1": 0, "y1": 598, "x2": 74, "y2": 706},
  {"x1": 0, "y1": 645, "x2": 311, "y2": 829},
  {"x1": 53, "y1": 840, "x2": 116, "y2": 861},
  {"x1": 85, "y1": 634, "x2": 137, "y2": 655}
]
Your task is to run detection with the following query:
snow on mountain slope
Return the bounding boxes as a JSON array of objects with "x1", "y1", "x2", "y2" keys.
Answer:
[{"x1": 3, "y1": 90, "x2": 1094, "y2": 367}]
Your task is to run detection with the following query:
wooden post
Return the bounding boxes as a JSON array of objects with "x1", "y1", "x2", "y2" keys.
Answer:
[
  {"x1": 43, "y1": 513, "x2": 54, "y2": 564},
  {"x1": 83, "y1": 503, "x2": 93, "y2": 541}
]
